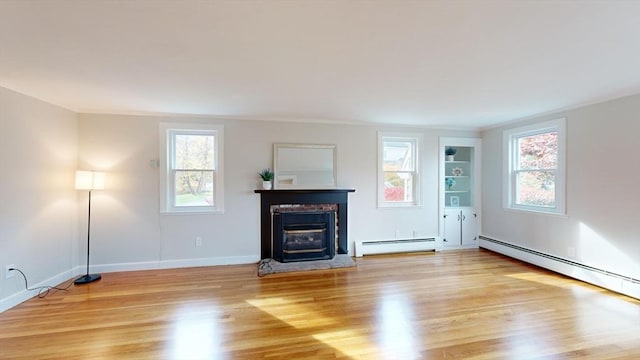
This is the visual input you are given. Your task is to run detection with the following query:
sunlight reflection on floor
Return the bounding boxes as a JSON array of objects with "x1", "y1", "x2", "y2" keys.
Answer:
[
  {"x1": 375, "y1": 289, "x2": 421, "y2": 359},
  {"x1": 169, "y1": 303, "x2": 226, "y2": 360},
  {"x1": 247, "y1": 297, "x2": 380, "y2": 358},
  {"x1": 245, "y1": 297, "x2": 338, "y2": 329},
  {"x1": 245, "y1": 289, "x2": 423, "y2": 359},
  {"x1": 506, "y1": 272, "x2": 584, "y2": 290}
]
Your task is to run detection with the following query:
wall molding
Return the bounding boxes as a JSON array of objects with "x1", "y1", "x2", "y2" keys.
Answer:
[{"x1": 479, "y1": 236, "x2": 639, "y2": 300}]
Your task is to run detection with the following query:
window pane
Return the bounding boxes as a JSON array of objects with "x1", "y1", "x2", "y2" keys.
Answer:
[
  {"x1": 174, "y1": 134, "x2": 214, "y2": 170},
  {"x1": 504, "y1": 118, "x2": 564, "y2": 215},
  {"x1": 384, "y1": 172, "x2": 413, "y2": 202},
  {"x1": 174, "y1": 170, "x2": 214, "y2": 207},
  {"x1": 383, "y1": 141, "x2": 414, "y2": 171},
  {"x1": 517, "y1": 132, "x2": 557, "y2": 170},
  {"x1": 516, "y1": 171, "x2": 555, "y2": 207}
]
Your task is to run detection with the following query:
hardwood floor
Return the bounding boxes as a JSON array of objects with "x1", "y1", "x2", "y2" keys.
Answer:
[{"x1": 0, "y1": 249, "x2": 638, "y2": 359}]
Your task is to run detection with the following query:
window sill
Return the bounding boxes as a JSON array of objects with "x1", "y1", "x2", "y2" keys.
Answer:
[
  {"x1": 378, "y1": 203, "x2": 422, "y2": 209},
  {"x1": 503, "y1": 206, "x2": 568, "y2": 218},
  {"x1": 160, "y1": 209, "x2": 225, "y2": 216}
]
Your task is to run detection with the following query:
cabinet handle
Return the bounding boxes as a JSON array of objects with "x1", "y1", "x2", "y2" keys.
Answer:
[
  {"x1": 462, "y1": 215, "x2": 466, "y2": 221},
  {"x1": 443, "y1": 214, "x2": 447, "y2": 218},
  {"x1": 458, "y1": 214, "x2": 461, "y2": 221}
]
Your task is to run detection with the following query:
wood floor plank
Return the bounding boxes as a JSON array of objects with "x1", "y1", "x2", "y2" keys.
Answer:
[{"x1": 0, "y1": 249, "x2": 638, "y2": 359}]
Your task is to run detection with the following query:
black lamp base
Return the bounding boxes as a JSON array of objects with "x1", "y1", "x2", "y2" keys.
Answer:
[{"x1": 74, "y1": 274, "x2": 102, "y2": 285}]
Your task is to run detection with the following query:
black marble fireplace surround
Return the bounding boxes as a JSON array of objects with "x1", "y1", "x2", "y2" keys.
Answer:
[{"x1": 255, "y1": 189, "x2": 355, "y2": 260}]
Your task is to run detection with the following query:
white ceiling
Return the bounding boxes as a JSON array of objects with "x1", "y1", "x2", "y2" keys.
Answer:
[{"x1": 1, "y1": 1, "x2": 639, "y2": 130}]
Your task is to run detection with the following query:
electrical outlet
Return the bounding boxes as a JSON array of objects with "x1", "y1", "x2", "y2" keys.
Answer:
[
  {"x1": 5, "y1": 265, "x2": 15, "y2": 279},
  {"x1": 195, "y1": 236, "x2": 203, "y2": 247}
]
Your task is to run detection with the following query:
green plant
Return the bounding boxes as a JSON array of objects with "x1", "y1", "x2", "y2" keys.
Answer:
[
  {"x1": 258, "y1": 168, "x2": 274, "y2": 181},
  {"x1": 445, "y1": 147, "x2": 457, "y2": 156}
]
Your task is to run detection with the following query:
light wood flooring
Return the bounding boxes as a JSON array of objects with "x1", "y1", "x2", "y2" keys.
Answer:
[{"x1": 0, "y1": 249, "x2": 638, "y2": 359}]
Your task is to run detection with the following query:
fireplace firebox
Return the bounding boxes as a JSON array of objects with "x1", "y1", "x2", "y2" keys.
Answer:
[{"x1": 273, "y1": 211, "x2": 335, "y2": 262}]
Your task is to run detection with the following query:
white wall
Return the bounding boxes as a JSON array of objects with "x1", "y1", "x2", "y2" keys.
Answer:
[
  {"x1": 77, "y1": 114, "x2": 477, "y2": 271},
  {"x1": 0, "y1": 87, "x2": 78, "y2": 311},
  {"x1": 481, "y1": 94, "x2": 640, "y2": 280}
]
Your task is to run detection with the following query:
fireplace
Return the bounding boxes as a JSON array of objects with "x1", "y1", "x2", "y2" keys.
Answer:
[
  {"x1": 273, "y1": 210, "x2": 335, "y2": 262},
  {"x1": 255, "y1": 189, "x2": 355, "y2": 260}
]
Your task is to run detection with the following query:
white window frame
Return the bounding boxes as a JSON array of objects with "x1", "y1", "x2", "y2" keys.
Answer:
[
  {"x1": 160, "y1": 123, "x2": 224, "y2": 214},
  {"x1": 503, "y1": 118, "x2": 566, "y2": 215},
  {"x1": 377, "y1": 132, "x2": 422, "y2": 208}
]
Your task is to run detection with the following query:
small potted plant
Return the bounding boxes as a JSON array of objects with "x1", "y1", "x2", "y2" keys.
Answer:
[
  {"x1": 258, "y1": 168, "x2": 274, "y2": 190},
  {"x1": 445, "y1": 147, "x2": 457, "y2": 161}
]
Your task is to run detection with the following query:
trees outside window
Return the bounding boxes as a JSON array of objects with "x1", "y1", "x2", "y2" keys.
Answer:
[
  {"x1": 515, "y1": 132, "x2": 557, "y2": 207},
  {"x1": 504, "y1": 118, "x2": 565, "y2": 215},
  {"x1": 173, "y1": 133, "x2": 215, "y2": 207},
  {"x1": 160, "y1": 123, "x2": 224, "y2": 213},
  {"x1": 378, "y1": 133, "x2": 422, "y2": 207}
]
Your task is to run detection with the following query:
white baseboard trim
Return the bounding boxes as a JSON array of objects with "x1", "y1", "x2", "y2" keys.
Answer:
[
  {"x1": 0, "y1": 255, "x2": 260, "y2": 314},
  {"x1": 91, "y1": 255, "x2": 261, "y2": 273},
  {"x1": 355, "y1": 237, "x2": 437, "y2": 257},
  {"x1": 479, "y1": 236, "x2": 640, "y2": 300}
]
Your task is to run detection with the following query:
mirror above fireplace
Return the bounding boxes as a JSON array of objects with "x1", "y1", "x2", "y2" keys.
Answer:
[{"x1": 273, "y1": 143, "x2": 337, "y2": 189}]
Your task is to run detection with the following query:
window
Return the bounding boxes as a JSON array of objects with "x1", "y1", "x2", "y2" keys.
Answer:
[
  {"x1": 378, "y1": 132, "x2": 422, "y2": 207},
  {"x1": 160, "y1": 123, "x2": 224, "y2": 213},
  {"x1": 503, "y1": 118, "x2": 565, "y2": 215}
]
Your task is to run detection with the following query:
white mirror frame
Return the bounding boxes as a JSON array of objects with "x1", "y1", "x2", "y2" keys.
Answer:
[{"x1": 273, "y1": 143, "x2": 337, "y2": 189}]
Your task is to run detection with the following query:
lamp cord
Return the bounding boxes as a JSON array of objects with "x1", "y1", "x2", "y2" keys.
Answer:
[{"x1": 9, "y1": 268, "x2": 73, "y2": 298}]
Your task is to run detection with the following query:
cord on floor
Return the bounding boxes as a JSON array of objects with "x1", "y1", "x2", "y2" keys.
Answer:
[{"x1": 8, "y1": 268, "x2": 74, "y2": 298}]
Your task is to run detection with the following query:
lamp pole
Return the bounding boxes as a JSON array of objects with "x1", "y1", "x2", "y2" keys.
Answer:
[{"x1": 74, "y1": 170, "x2": 103, "y2": 285}]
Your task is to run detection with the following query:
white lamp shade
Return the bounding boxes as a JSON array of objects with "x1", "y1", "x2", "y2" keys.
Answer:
[{"x1": 75, "y1": 170, "x2": 105, "y2": 190}]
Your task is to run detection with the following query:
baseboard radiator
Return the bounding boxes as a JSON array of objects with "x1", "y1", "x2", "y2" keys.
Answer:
[
  {"x1": 479, "y1": 236, "x2": 640, "y2": 300},
  {"x1": 355, "y1": 237, "x2": 437, "y2": 257}
]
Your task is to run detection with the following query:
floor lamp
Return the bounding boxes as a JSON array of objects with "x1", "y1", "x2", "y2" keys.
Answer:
[{"x1": 75, "y1": 170, "x2": 105, "y2": 285}]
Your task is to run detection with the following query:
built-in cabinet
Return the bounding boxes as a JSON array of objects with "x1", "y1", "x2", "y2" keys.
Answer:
[
  {"x1": 439, "y1": 137, "x2": 481, "y2": 250},
  {"x1": 443, "y1": 208, "x2": 478, "y2": 247}
]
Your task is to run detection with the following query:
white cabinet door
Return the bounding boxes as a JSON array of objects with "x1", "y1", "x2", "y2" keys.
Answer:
[
  {"x1": 461, "y1": 208, "x2": 478, "y2": 246},
  {"x1": 443, "y1": 208, "x2": 478, "y2": 248},
  {"x1": 443, "y1": 209, "x2": 461, "y2": 247}
]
